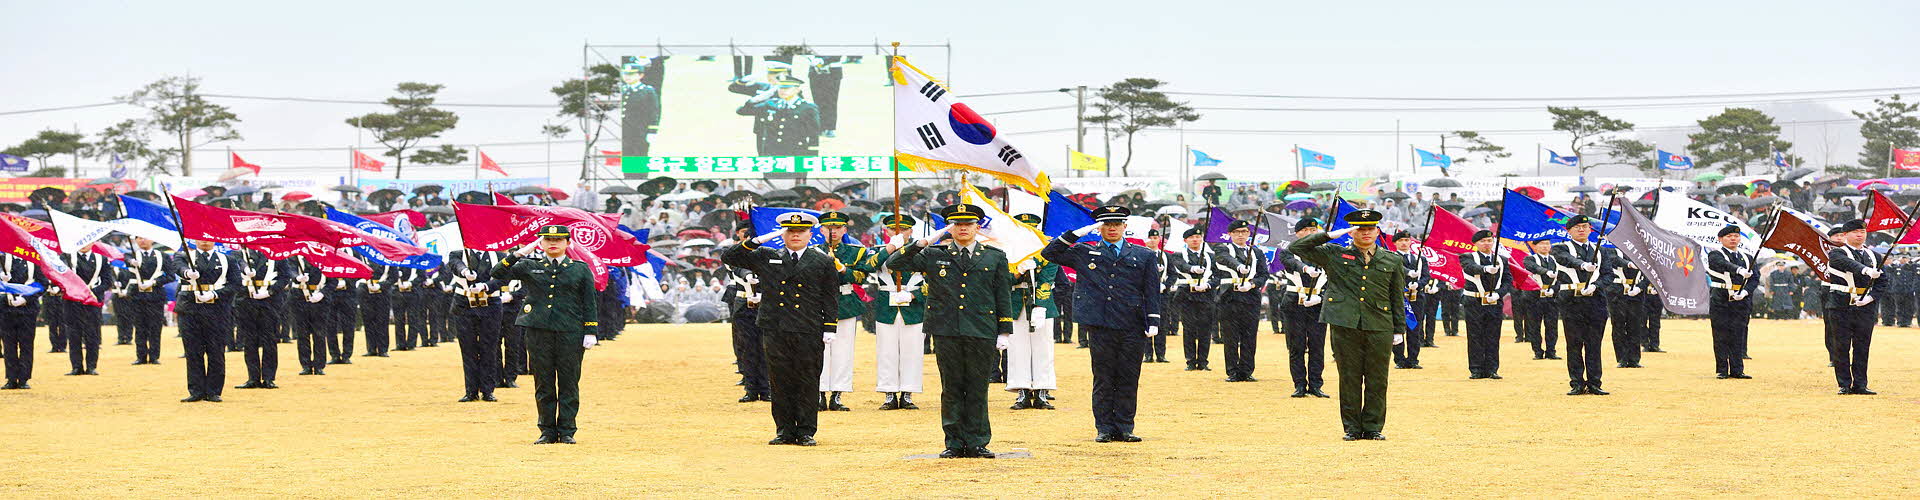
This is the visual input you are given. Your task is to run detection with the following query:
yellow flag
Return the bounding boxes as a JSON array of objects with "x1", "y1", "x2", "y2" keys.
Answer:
[{"x1": 1069, "y1": 150, "x2": 1107, "y2": 172}]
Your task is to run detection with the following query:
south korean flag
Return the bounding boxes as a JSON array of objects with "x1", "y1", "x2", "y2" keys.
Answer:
[{"x1": 891, "y1": 56, "x2": 1050, "y2": 196}]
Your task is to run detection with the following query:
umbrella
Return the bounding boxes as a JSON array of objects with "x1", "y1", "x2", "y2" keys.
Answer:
[
  {"x1": 329, "y1": 185, "x2": 363, "y2": 193},
  {"x1": 1716, "y1": 184, "x2": 1750, "y2": 195},
  {"x1": 454, "y1": 191, "x2": 490, "y2": 204},
  {"x1": 420, "y1": 205, "x2": 455, "y2": 216},
  {"x1": 812, "y1": 198, "x2": 847, "y2": 211},
  {"x1": 1307, "y1": 182, "x2": 1339, "y2": 192},
  {"x1": 1819, "y1": 205, "x2": 1854, "y2": 215},
  {"x1": 690, "y1": 180, "x2": 719, "y2": 192},
  {"x1": 1513, "y1": 186, "x2": 1545, "y2": 200},
  {"x1": 123, "y1": 190, "x2": 159, "y2": 201},
  {"x1": 202, "y1": 185, "x2": 228, "y2": 197},
  {"x1": 1749, "y1": 195, "x2": 1784, "y2": 206},
  {"x1": 368, "y1": 188, "x2": 405, "y2": 200},
  {"x1": 1381, "y1": 191, "x2": 1411, "y2": 200},
  {"x1": 831, "y1": 180, "x2": 870, "y2": 193},
  {"x1": 1284, "y1": 199, "x2": 1319, "y2": 211},
  {"x1": 1567, "y1": 185, "x2": 1600, "y2": 193},
  {"x1": 544, "y1": 187, "x2": 570, "y2": 201},
  {"x1": 1720, "y1": 195, "x2": 1751, "y2": 207},
  {"x1": 1284, "y1": 193, "x2": 1314, "y2": 201},
  {"x1": 1866, "y1": 184, "x2": 1897, "y2": 193},
  {"x1": 1283, "y1": 180, "x2": 1309, "y2": 190},
  {"x1": 175, "y1": 188, "x2": 206, "y2": 199},
  {"x1": 86, "y1": 177, "x2": 119, "y2": 186},
  {"x1": 225, "y1": 185, "x2": 259, "y2": 196},
  {"x1": 682, "y1": 238, "x2": 716, "y2": 247},
  {"x1": 723, "y1": 190, "x2": 763, "y2": 204},
  {"x1": 403, "y1": 185, "x2": 441, "y2": 195},
  {"x1": 1779, "y1": 167, "x2": 1817, "y2": 182},
  {"x1": 791, "y1": 185, "x2": 821, "y2": 198},
  {"x1": 1195, "y1": 172, "x2": 1227, "y2": 181},
  {"x1": 764, "y1": 189, "x2": 800, "y2": 200},
  {"x1": 637, "y1": 177, "x2": 677, "y2": 196},
  {"x1": 1812, "y1": 174, "x2": 1848, "y2": 185},
  {"x1": 1686, "y1": 187, "x2": 1716, "y2": 197},
  {"x1": 1825, "y1": 186, "x2": 1864, "y2": 197},
  {"x1": 1773, "y1": 180, "x2": 1801, "y2": 191},
  {"x1": 506, "y1": 185, "x2": 547, "y2": 196},
  {"x1": 1421, "y1": 178, "x2": 1464, "y2": 188},
  {"x1": 599, "y1": 185, "x2": 639, "y2": 195},
  {"x1": 216, "y1": 167, "x2": 256, "y2": 182},
  {"x1": 1692, "y1": 172, "x2": 1727, "y2": 182},
  {"x1": 1156, "y1": 205, "x2": 1188, "y2": 216},
  {"x1": 21, "y1": 209, "x2": 49, "y2": 221},
  {"x1": 1633, "y1": 199, "x2": 1657, "y2": 208},
  {"x1": 1437, "y1": 201, "x2": 1467, "y2": 211},
  {"x1": 849, "y1": 200, "x2": 882, "y2": 211},
  {"x1": 1462, "y1": 207, "x2": 1493, "y2": 218}
]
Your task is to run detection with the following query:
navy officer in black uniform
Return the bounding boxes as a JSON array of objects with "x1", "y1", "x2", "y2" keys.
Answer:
[{"x1": 721, "y1": 212, "x2": 839, "y2": 446}]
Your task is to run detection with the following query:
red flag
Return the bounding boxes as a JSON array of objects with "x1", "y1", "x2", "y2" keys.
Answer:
[
  {"x1": 1410, "y1": 242, "x2": 1464, "y2": 290},
  {"x1": 231, "y1": 152, "x2": 262, "y2": 174},
  {"x1": 1504, "y1": 246, "x2": 1541, "y2": 292},
  {"x1": 1418, "y1": 207, "x2": 1482, "y2": 290},
  {"x1": 600, "y1": 150, "x2": 622, "y2": 167},
  {"x1": 253, "y1": 241, "x2": 373, "y2": 278},
  {"x1": 478, "y1": 150, "x2": 508, "y2": 176},
  {"x1": 1895, "y1": 147, "x2": 1920, "y2": 171},
  {"x1": 1866, "y1": 190, "x2": 1909, "y2": 231},
  {"x1": 352, "y1": 150, "x2": 386, "y2": 172},
  {"x1": 363, "y1": 210, "x2": 427, "y2": 240},
  {"x1": 493, "y1": 192, "x2": 517, "y2": 205},
  {"x1": 0, "y1": 215, "x2": 99, "y2": 306},
  {"x1": 173, "y1": 196, "x2": 426, "y2": 260},
  {"x1": 451, "y1": 203, "x2": 647, "y2": 266},
  {"x1": 1762, "y1": 208, "x2": 1838, "y2": 276}
]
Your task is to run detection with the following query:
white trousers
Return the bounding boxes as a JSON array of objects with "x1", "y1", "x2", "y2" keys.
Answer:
[
  {"x1": 873, "y1": 320, "x2": 926, "y2": 393},
  {"x1": 820, "y1": 318, "x2": 857, "y2": 392},
  {"x1": 1005, "y1": 316, "x2": 1057, "y2": 391}
]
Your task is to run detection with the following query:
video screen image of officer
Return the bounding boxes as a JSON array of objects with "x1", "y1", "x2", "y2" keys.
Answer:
[{"x1": 735, "y1": 73, "x2": 821, "y2": 156}]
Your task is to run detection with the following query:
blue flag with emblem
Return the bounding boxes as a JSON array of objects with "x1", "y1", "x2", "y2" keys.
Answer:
[
  {"x1": 1190, "y1": 148, "x2": 1222, "y2": 167},
  {"x1": 748, "y1": 207, "x2": 858, "y2": 245},
  {"x1": 1498, "y1": 189, "x2": 1599, "y2": 243},
  {"x1": 1325, "y1": 198, "x2": 1359, "y2": 245},
  {"x1": 0, "y1": 153, "x2": 27, "y2": 172},
  {"x1": 1657, "y1": 149, "x2": 1694, "y2": 170},
  {"x1": 1547, "y1": 149, "x2": 1578, "y2": 167},
  {"x1": 1415, "y1": 149, "x2": 1452, "y2": 168},
  {"x1": 110, "y1": 154, "x2": 128, "y2": 178},
  {"x1": 325, "y1": 207, "x2": 443, "y2": 269},
  {"x1": 1299, "y1": 148, "x2": 1336, "y2": 170},
  {"x1": 1040, "y1": 192, "x2": 1096, "y2": 241}
]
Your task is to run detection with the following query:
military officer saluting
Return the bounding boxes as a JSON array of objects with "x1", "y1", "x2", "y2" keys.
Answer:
[
  {"x1": 887, "y1": 204, "x2": 1014, "y2": 458},
  {"x1": 722, "y1": 212, "x2": 839, "y2": 447},
  {"x1": 736, "y1": 74, "x2": 821, "y2": 156},
  {"x1": 1706, "y1": 225, "x2": 1757, "y2": 379},
  {"x1": 816, "y1": 211, "x2": 875, "y2": 412},
  {"x1": 1043, "y1": 205, "x2": 1163, "y2": 444},
  {"x1": 493, "y1": 225, "x2": 601, "y2": 444},
  {"x1": 1289, "y1": 209, "x2": 1405, "y2": 441}
]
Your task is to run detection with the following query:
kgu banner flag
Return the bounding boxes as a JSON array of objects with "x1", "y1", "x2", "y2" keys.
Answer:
[
  {"x1": 254, "y1": 241, "x2": 373, "y2": 278},
  {"x1": 891, "y1": 56, "x2": 1049, "y2": 195},
  {"x1": 450, "y1": 203, "x2": 647, "y2": 266},
  {"x1": 1605, "y1": 198, "x2": 1710, "y2": 315},
  {"x1": 0, "y1": 215, "x2": 99, "y2": 305}
]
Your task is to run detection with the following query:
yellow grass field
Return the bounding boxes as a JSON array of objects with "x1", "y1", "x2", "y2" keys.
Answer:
[{"x1": 3, "y1": 318, "x2": 1918, "y2": 497}]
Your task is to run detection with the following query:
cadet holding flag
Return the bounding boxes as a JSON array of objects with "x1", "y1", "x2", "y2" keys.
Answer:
[
  {"x1": 171, "y1": 240, "x2": 235, "y2": 402},
  {"x1": 1288, "y1": 209, "x2": 1406, "y2": 441},
  {"x1": 1707, "y1": 225, "x2": 1758, "y2": 379},
  {"x1": 1458, "y1": 230, "x2": 1510, "y2": 380},
  {"x1": 1275, "y1": 218, "x2": 1330, "y2": 397},
  {"x1": 1043, "y1": 205, "x2": 1163, "y2": 443},
  {"x1": 722, "y1": 212, "x2": 837, "y2": 447},
  {"x1": 1167, "y1": 227, "x2": 1219, "y2": 371},
  {"x1": 1391, "y1": 233, "x2": 1426, "y2": 369},
  {"x1": 1214, "y1": 220, "x2": 1270, "y2": 383},
  {"x1": 1552, "y1": 216, "x2": 1612, "y2": 396},
  {"x1": 1006, "y1": 213, "x2": 1060, "y2": 410},
  {"x1": 1521, "y1": 239, "x2": 1562, "y2": 360},
  {"x1": 1824, "y1": 220, "x2": 1882, "y2": 395},
  {"x1": 492, "y1": 225, "x2": 600, "y2": 444},
  {"x1": 232, "y1": 248, "x2": 288, "y2": 389},
  {"x1": 886, "y1": 204, "x2": 1013, "y2": 458}
]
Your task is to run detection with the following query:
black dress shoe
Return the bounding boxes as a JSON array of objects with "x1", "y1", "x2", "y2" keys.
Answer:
[
  {"x1": 1546, "y1": 354, "x2": 1562, "y2": 359},
  {"x1": 740, "y1": 393, "x2": 760, "y2": 403},
  {"x1": 1567, "y1": 387, "x2": 1589, "y2": 396},
  {"x1": 234, "y1": 382, "x2": 260, "y2": 389},
  {"x1": 261, "y1": 382, "x2": 279, "y2": 389},
  {"x1": 202, "y1": 395, "x2": 222, "y2": 402},
  {"x1": 1030, "y1": 397, "x2": 1055, "y2": 410},
  {"x1": 1730, "y1": 374, "x2": 1752, "y2": 379},
  {"x1": 482, "y1": 394, "x2": 498, "y2": 402},
  {"x1": 459, "y1": 395, "x2": 479, "y2": 402},
  {"x1": 969, "y1": 446, "x2": 995, "y2": 458},
  {"x1": 1586, "y1": 387, "x2": 1609, "y2": 396},
  {"x1": 1716, "y1": 374, "x2": 1730, "y2": 379},
  {"x1": 12, "y1": 382, "x2": 26, "y2": 390},
  {"x1": 557, "y1": 436, "x2": 576, "y2": 444},
  {"x1": 1343, "y1": 432, "x2": 1361, "y2": 441},
  {"x1": 939, "y1": 448, "x2": 964, "y2": 458},
  {"x1": 534, "y1": 436, "x2": 557, "y2": 444},
  {"x1": 1367, "y1": 432, "x2": 1386, "y2": 440},
  {"x1": 1290, "y1": 389, "x2": 1309, "y2": 398},
  {"x1": 1, "y1": 381, "x2": 16, "y2": 390},
  {"x1": 298, "y1": 368, "x2": 314, "y2": 376},
  {"x1": 898, "y1": 394, "x2": 919, "y2": 410},
  {"x1": 1308, "y1": 389, "x2": 1330, "y2": 398},
  {"x1": 1243, "y1": 377, "x2": 1257, "y2": 382},
  {"x1": 1533, "y1": 353, "x2": 1545, "y2": 360},
  {"x1": 1838, "y1": 388, "x2": 1853, "y2": 395},
  {"x1": 85, "y1": 370, "x2": 98, "y2": 375},
  {"x1": 66, "y1": 370, "x2": 83, "y2": 376},
  {"x1": 501, "y1": 381, "x2": 519, "y2": 389},
  {"x1": 1487, "y1": 374, "x2": 1502, "y2": 380},
  {"x1": 769, "y1": 436, "x2": 793, "y2": 445},
  {"x1": 791, "y1": 436, "x2": 818, "y2": 446},
  {"x1": 1095, "y1": 434, "x2": 1114, "y2": 443},
  {"x1": 1119, "y1": 434, "x2": 1142, "y2": 442},
  {"x1": 181, "y1": 395, "x2": 203, "y2": 402},
  {"x1": 1469, "y1": 374, "x2": 1487, "y2": 380},
  {"x1": 1408, "y1": 364, "x2": 1424, "y2": 369},
  {"x1": 1852, "y1": 387, "x2": 1877, "y2": 395}
]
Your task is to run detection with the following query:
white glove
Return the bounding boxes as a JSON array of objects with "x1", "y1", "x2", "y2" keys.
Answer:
[
  {"x1": 194, "y1": 291, "x2": 216, "y2": 303},
  {"x1": 1302, "y1": 296, "x2": 1323, "y2": 307},
  {"x1": 1581, "y1": 263, "x2": 1600, "y2": 273},
  {"x1": 823, "y1": 331, "x2": 837, "y2": 343},
  {"x1": 48, "y1": 286, "x2": 61, "y2": 296},
  {"x1": 1863, "y1": 268, "x2": 1883, "y2": 279},
  {"x1": 1326, "y1": 227, "x2": 1354, "y2": 240},
  {"x1": 1071, "y1": 222, "x2": 1102, "y2": 238},
  {"x1": 1736, "y1": 267, "x2": 1752, "y2": 278},
  {"x1": 294, "y1": 274, "x2": 309, "y2": 284},
  {"x1": 183, "y1": 268, "x2": 200, "y2": 280},
  {"x1": 752, "y1": 231, "x2": 782, "y2": 245},
  {"x1": 1485, "y1": 292, "x2": 1501, "y2": 302},
  {"x1": 1425, "y1": 282, "x2": 1440, "y2": 294},
  {"x1": 1192, "y1": 282, "x2": 1208, "y2": 292},
  {"x1": 1188, "y1": 265, "x2": 1204, "y2": 274},
  {"x1": 917, "y1": 225, "x2": 951, "y2": 247},
  {"x1": 1304, "y1": 266, "x2": 1323, "y2": 277},
  {"x1": 1236, "y1": 281, "x2": 1255, "y2": 292},
  {"x1": 1030, "y1": 307, "x2": 1046, "y2": 320},
  {"x1": 1145, "y1": 325, "x2": 1158, "y2": 338},
  {"x1": 886, "y1": 233, "x2": 908, "y2": 251},
  {"x1": 367, "y1": 283, "x2": 382, "y2": 293},
  {"x1": 251, "y1": 288, "x2": 269, "y2": 300},
  {"x1": 1394, "y1": 333, "x2": 1405, "y2": 345},
  {"x1": 5, "y1": 295, "x2": 21, "y2": 307},
  {"x1": 995, "y1": 335, "x2": 1010, "y2": 351},
  {"x1": 583, "y1": 335, "x2": 598, "y2": 349},
  {"x1": 141, "y1": 279, "x2": 155, "y2": 289},
  {"x1": 1730, "y1": 290, "x2": 1748, "y2": 301},
  {"x1": 241, "y1": 266, "x2": 256, "y2": 278},
  {"x1": 515, "y1": 242, "x2": 541, "y2": 257},
  {"x1": 307, "y1": 291, "x2": 325, "y2": 303},
  {"x1": 461, "y1": 268, "x2": 478, "y2": 280},
  {"x1": 1853, "y1": 295, "x2": 1876, "y2": 307},
  {"x1": 501, "y1": 294, "x2": 515, "y2": 304},
  {"x1": 471, "y1": 283, "x2": 488, "y2": 292},
  {"x1": 1580, "y1": 284, "x2": 1598, "y2": 295},
  {"x1": 1015, "y1": 260, "x2": 1036, "y2": 274}
]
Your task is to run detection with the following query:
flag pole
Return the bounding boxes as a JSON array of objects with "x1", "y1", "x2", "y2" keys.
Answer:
[
  {"x1": 1494, "y1": 181, "x2": 1510, "y2": 258},
  {"x1": 1597, "y1": 190, "x2": 1622, "y2": 240},
  {"x1": 890, "y1": 42, "x2": 903, "y2": 220}
]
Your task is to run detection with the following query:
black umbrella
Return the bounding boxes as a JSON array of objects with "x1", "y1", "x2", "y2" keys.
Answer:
[
  {"x1": 690, "y1": 180, "x2": 719, "y2": 192},
  {"x1": 765, "y1": 189, "x2": 800, "y2": 200},
  {"x1": 1567, "y1": 185, "x2": 1600, "y2": 193},
  {"x1": 637, "y1": 177, "x2": 677, "y2": 196},
  {"x1": 1463, "y1": 207, "x2": 1494, "y2": 218},
  {"x1": 791, "y1": 185, "x2": 821, "y2": 198},
  {"x1": 849, "y1": 199, "x2": 882, "y2": 211},
  {"x1": 1819, "y1": 205, "x2": 1853, "y2": 215},
  {"x1": 684, "y1": 303, "x2": 726, "y2": 323},
  {"x1": 368, "y1": 188, "x2": 405, "y2": 200},
  {"x1": 420, "y1": 205, "x2": 455, "y2": 216},
  {"x1": 723, "y1": 190, "x2": 763, "y2": 204},
  {"x1": 454, "y1": 191, "x2": 490, "y2": 204},
  {"x1": 1720, "y1": 195, "x2": 1751, "y2": 207},
  {"x1": 1748, "y1": 195, "x2": 1784, "y2": 207},
  {"x1": 1687, "y1": 187, "x2": 1716, "y2": 197},
  {"x1": 599, "y1": 185, "x2": 639, "y2": 195},
  {"x1": 225, "y1": 185, "x2": 259, "y2": 197},
  {"x1": 1716, "y1": 184, "x2": 1750, "y2": 195},
  {"x1": 1195, "y1": 172, "x2": 1227, "y2": 181},
  {"x1": 506, "y1": 185, "x2": 547, "y2": 196},
  {"x1": 1865, "y1": 184, "x2": 1897, "y2": 193},
  {"x1": 413, "y1": 184, "x2": 445, "y2": 194},
  {"x1": 1825, "y1": 186, "x2": 1864, "y2": 197},
  {"x1": 326, "y1": 185, "x2": 360, "y2": 194},
  {"x1": 832, "y1": 180, "x2": 870, "y2": 193},
  {"x1": 1772, "y1": 180, "x2": 1801, "y2": 191},
  {"x1": 124, "y1": 190, "x2": 159, "y2": 201},
  {"x1": 1779, "y1": 167, "x2": 1817, "y2": 182},
  {"x1": 1381, "y1": 191, "x2": 1410, "y2": 200},
  {"x1": 1421, "y1": 178, "x2": 1464, "y2": 188},
  {"x1": 29, "y1": 187, "x2": 66, "y2": 203},
  {"x1": 1437, "y1": 201, "x2": 1467, "y2": 210},
  {"x1": 202, "y1": 185, "x2": 228, "y2": 197}
]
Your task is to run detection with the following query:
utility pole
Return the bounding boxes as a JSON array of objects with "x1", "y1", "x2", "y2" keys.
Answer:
[{"x1": 1063, "y1": 86, "x2": 1088, "y2": 178}]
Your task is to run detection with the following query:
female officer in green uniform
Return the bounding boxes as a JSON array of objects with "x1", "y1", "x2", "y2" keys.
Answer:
[{"x1": 493, "y1": 225, "x2": 599, "y2": 445}]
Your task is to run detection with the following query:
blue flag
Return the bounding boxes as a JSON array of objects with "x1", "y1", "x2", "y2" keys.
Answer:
[
  {"x1": 1657, "y1": 149, "x2": 1694, "y2": 170},
  {"x1": 1324, "y1": 198, "x2": 1359, "y2": 246},
  {"x1": 325, "y1": 207, "x2": 444, "y2": 269},
  {"x1": 1497, "y1": 189, "x2": 1597, "y2": 243},
  {"x1": 0, "y1": 153, "x2": 27, "y2": 172},
  {"x1": 110, "y1": 154, "x2": 128, "y2": 178},
  {"x1": 1299, "y1": 148, "x2": 1336, "y2": 170},
  {"x1": 1415, "y1": 149, "x2": 1452, "y2": 168},
  {"x1": 1773, "y1": 150, "x2": 1793, "y2": 170},
  {"x1": 1041, "y1": 192, "x2": 1095, "y2": 240},
  {"x1": 748, "y1": 207, "x2": 857, "y2": 246},
  {"x1": 119, "y1": 195, "x2": 180, "y2": 232},
  {"x1": 1546, "y1": 149, "x2": 1578, "y2": 166},
  {"x1": 1190, "y1": 148, "x2": 1222, "y2": 167}
]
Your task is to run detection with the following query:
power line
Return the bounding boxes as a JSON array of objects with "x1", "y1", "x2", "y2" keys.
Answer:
[
  {"x1": 201, "y1": 94, "x2": 558, "y2": 109},
  {"x1": 0, "y1": 102, "x2": 124, "y2": 116},
  {"x1": 981, "y1": 105, "x2": 1074, "y2": 116},
  {"x1": 1162, "y1": 118, "x2": 1864, "y2": 137},
  {"x1": 1163, "y1": 85, "x2": 1920, "y2": 102},
  {"x1": 191, "y1": 139, "x2": 589, "y2": 153},
  {"x1": 1190, "y1": 95, "x2": 1904, "y2": 113},
  {"x1": 955, "y1": 89, "x2": 1067, "y2": 98}
]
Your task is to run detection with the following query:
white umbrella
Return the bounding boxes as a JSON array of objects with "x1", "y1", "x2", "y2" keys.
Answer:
[{"x1": 682, "y1": 238, "x2": 716, "y2": 247}]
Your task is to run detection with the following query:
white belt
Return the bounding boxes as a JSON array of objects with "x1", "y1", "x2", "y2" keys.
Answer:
[
  {"x1": 1613, "y1": 278, "x2": 1637, "y2": 285},
  {"x1": 1710, "y1": 283, "x2": 1745, "y2": 291},
  {"x1": 838, "y1": 284, "x2": 854, "y2": 294},
  {"x1": 1465, "y1": 291, "x2": 1495, "y2": 299},
  {"x1": 1826, "y1": 283, "x2": 1870, "y2": 294}
]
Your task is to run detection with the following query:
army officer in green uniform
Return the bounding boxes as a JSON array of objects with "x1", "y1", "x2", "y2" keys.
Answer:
[
  {"x1": 1288, "y1": 209, "x2": 1406, "y2": 441},
  {"x1": 885, "y1": 204, "x2": 1014, "y2": 459},
  {"x1": 494, "y1": 225, "x2": 600, "y2": 445}
]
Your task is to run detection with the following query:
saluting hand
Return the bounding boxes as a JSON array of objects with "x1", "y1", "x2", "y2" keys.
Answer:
[{"x1": 917, "y1": 225, "x2": 950, "y2": 247}]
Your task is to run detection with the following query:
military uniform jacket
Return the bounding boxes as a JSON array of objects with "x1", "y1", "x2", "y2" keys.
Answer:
[
  {"x1": 1288, "y1": 232, "x2": 1407, "y2": 333},
  {"x1": 1012, "y1": 259, "x2": 1061, "y2": 320},
  {"x1": 736, "y1": 97, "x2": 821, "y2": 156},
  {"x1": 1276, "y1": 246, "x2": 1328, "y2": 307},
  {"x1": 1212, "y1": 243, "x2": 1271, "y2": 305},
  {"x1": 1041, "y1": 236, "x2": 1163, "y2": 332},
  {"x1": 288, "y1": 256, "x2": 333, "y2": 298},
  {"x1": 1404, "y1": 248, "x2": 1432, "y2": 302},
  {"x1": 721, "y1": 265, "x2": 759, "y2": 314},
  {"x1": 1165, "y1": 246, "x2": 1220, "y2": 302},
  {"x1": 870, "y1": 253, "x2": 927, "y2": 325},
  {"x1": 1551, "y1": 240, "x2": 1612, "y2": 298},
  {"x1": 118, "y1": 247, "x2": 174, "y2": 302},
  {"x1": 1825, "y1": 245, "x2": 1885, "y2": 309},
  {"x1": 492, "y1": 254, "x2": 600, "y2": 333},
  {"x1": 0, "y1": 254, "x2": 44, "y2": 315},
  {"x1": 1522, "y1": 252, "x2": 1560, "y2": 300},
  {"x1": 168, "y1": 249, "x2": 235, "y2": 310},
  {"x1": 886, "y1": 241, "x2": 1013, "y2": 338},
  {"x1": 824, "y1": 243, "x2": 877, "y2": 320},
  {"x1": 233, "y1": 249, "x2": 290, "y2": 300},
  {"x1": 1601, "y1": 247, "x2": 1646, "y2": 299},
  {"x1": 1706, "y1": 246, "x2": 1758, "y2": 304},
  {"x1": 448, "y1": 249, "x2": 508, "y2": 308},
  {"x1": 1766, "y1": 270, "x2": 1799, "y2": 309},
  {"x1": 61, "y1": 252, "x2": 116, "y2": 305},
  {"x1": 1457, "y1": 251, "x2": 1513, "y2": 306},
  {"x1": 721, "y1": 239, "x2": 838, "y2": 335}
]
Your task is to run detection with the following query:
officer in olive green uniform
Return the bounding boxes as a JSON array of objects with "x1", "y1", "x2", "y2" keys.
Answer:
[
  {"x1": 817, "y1": 211, "x2": 876, "y2": 411},
  {"x1": 492, "y1": 225, "x2": 600, "y2": 445},
  {"x1": 1288, "y1": 209, "x2": 1406, "y2": 441},
  {"x1": 885, "y1": 204, "x2": 1014, "y2": 459}
]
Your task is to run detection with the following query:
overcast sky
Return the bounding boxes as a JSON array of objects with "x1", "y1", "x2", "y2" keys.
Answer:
[{"x1": 3, "y1": 0, "x2": 1916, "y2": 182}]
